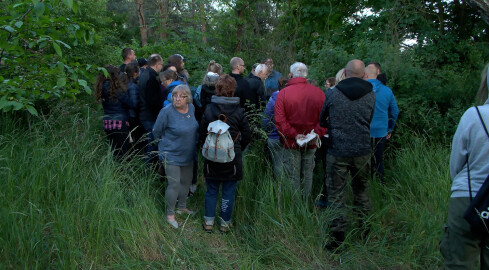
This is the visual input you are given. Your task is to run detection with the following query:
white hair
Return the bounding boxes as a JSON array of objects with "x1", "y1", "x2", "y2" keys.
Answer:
[
  {"x1": 255, "y1": 64, "x2": 268, "y2": 75},
  {"x1": 290, "y1": 62, "x2": 307, "y2": 78}
]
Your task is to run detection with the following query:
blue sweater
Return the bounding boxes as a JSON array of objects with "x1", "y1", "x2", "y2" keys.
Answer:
[
  {"x1": 368, "y1": 79, "x2": 399, "y2": 138},
  {"x1": 261, "y1": 90, "x2": 280, "y2": 140},
  {"x1": 153, "y1": 103, "x2": 199, "y2": 166},
  {"x1": 450, "y1": 99, "x2": 489, "y2": 198}
]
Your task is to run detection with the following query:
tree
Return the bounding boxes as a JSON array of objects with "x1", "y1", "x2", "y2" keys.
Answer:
[{"x1": 136, "y1": 0, "x2": 148, "y2": 46}]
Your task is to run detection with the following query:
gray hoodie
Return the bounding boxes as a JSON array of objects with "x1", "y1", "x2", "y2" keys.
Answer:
[{"x1": 450, "y1": 98, "x2": 489, "y2": 198}]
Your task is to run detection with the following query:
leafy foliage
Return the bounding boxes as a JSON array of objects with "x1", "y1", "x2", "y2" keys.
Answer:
[{"x1": 0, "y1": 0, "x2": 95, "y2": 115}]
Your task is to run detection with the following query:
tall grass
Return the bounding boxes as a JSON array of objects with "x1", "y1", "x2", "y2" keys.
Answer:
[{"x1": 0, "y1": 102, "x2": 451, "y2": 269}]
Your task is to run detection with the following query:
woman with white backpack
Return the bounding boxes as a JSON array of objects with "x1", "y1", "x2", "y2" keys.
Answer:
[{"x1": 199, "y1": 74, "x2": 251, "y2": 233}]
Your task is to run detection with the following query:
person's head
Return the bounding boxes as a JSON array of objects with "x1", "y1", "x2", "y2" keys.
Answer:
[
  {"x1": 167, "y1": 54, "x2": 185, "y2": 72},
  {"x1": 137, "y1": 58, "x2": 148, "y2": 68},
  {"x1": 307, "y1": 79, "x2": 318, "y2": 86},
  {"x1": 171, "y1": 84, "x2": 193, "y2": 108},
  {"x1": 122, "y1": 48, "x2": 136, "y2": 63},
  {"x1": 148, "y1": 54, "x2": 163, "y2": 72},
  {"x1": 215, "y1": 74, "x2": 237, "y2": 97},
  {"x1": 289, "y1": 62, "x2": 307, "y2": 78},
  {"x1": 125, "y1": 62, "x2": 140, "y2": 79},
  {"x1": 364, "y1": 65, "x2": 378, "y2": 80},
  {"x1": 162, "y1": 64, "x2": 177, "y2": 72},
  {"x1": 335, "y1": 68, "x2": 346, "y2": 83},
  {"x1": 255, "y1": 64, "x2": 269, "y2": 81},
  {"x1": 345, "y1": 59, "x2": 366, "y2": 78},
  {"x1": 160, "y1": 69, "x2": 177, "y2": 87},
  {"x1": 367, "y1": 62, "x2": 381, "y2": 75},
  {"x1": 250, "y1": 63, "x2": 260, "y2": 75},
  {"x1": 230, "y1": 57, "x2": 245, "y2": 75},
  {"x1": 94, "y1": 64, "x2": 126, "y2": 101},
  {"x1": 278, "y1": 77, "x2": 288, "y2": 90},
  {"x1": 207, "y1": 60, "x2": 222, "y2": 75},
  {"x1": 476, "y1": 63, "x2": 489, "y2": 105},
  {"x1": 325, "y1": 77, "x2": 336, "y2": 88},
  {"x1": 264, "y1": 58, "x2": 274, "y2": 71}
]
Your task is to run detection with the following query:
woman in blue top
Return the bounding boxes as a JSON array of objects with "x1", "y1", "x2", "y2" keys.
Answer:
[{"x1": 153, "y1": 85, "x2": 199, "y2": 229}]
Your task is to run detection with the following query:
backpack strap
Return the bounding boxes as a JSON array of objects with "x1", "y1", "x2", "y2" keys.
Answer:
[{"x1": 467, "y1": 106, "x2": 489, "y2": 201}]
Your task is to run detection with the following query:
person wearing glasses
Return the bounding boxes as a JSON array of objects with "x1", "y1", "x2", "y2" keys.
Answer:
[
  {"x1": 153, "y1": 85, "x2": 199, "y2": 229},
  {"x1": 229, "y1": 57, "x2": 251, "y2": 111}
]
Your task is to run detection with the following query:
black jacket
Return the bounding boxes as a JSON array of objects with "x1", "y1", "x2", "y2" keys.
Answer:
[
  {"x1": 245, "y1": 74, "x2": 265, "y2": 108},
  {"x1": 319, "y1": 77, "x2": 375, "y2": 157},
  {"x1": 199, "y1": 96, "x2": 251, "y2": 181},
  {"x1": 139, "y1": 67, "x2": 163, "y2": 123},
  {"x1": 229, "y1": 73, "x2": 250, "y2": 109}
]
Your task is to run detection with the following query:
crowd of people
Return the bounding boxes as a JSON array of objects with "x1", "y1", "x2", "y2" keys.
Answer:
[
  {"x1": 94, "y1": 47, "x2": 489, "y2": 265},
  {"x1": 93, "y1": 48, "x2": 400, "y2": 244}
]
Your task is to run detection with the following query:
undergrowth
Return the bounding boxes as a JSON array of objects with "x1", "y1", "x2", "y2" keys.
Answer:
[{"x1": 0, "y1": 102, "x2": 451, "y2": 269}]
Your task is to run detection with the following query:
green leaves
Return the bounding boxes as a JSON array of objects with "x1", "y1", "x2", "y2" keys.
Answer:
[
  {"x1": 0, "y1": 0, "x2": 97, "y2": 117},
  {"x1": 52, "y1": 42, "x2": 62, "y2": 57}
]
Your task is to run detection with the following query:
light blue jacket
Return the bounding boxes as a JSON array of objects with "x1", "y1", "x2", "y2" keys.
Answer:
[
  {"x1": 450, "y1": 99, "x2": 489, "y2": 198},
  {"x1": 368, "y1": 79, "x2": 399, "y2": 138}
]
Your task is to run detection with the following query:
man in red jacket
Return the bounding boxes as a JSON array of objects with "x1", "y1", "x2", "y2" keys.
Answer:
[{"x1": 274, "y1": 62, "x2": 326, "y2": 197}]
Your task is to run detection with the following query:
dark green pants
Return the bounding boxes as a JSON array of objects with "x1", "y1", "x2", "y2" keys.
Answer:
[
  {"x1": 326, "y1": 154, "x2": 370, "y2": 233},
  {"x1": 440, "y1": 197, "x2": 489, "y2": 270}
]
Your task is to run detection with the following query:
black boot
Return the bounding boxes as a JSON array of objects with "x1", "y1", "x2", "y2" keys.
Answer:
[{"x1": 324, "y1": 231, "x2": 345, "y2": 252}]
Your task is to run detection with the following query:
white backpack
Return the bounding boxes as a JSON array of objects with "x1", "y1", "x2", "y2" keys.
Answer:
[{"x1": 202, "y1": 114, "x2": 239, "y2": 163}]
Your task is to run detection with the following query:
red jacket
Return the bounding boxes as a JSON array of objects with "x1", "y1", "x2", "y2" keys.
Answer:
[{"x1": 274, "y1": 77, "x2": 326, "y2": 149}]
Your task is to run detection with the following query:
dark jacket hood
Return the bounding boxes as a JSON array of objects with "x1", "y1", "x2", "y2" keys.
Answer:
[{"x1": 335, "y1": 77, "x2": 373, "y2": 101}]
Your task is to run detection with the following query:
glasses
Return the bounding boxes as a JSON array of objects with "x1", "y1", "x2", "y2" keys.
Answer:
[{"x1": 174, "y1": 95, "x2": 188, "y2": 100}]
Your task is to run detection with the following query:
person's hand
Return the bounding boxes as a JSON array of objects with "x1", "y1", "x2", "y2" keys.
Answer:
[
  {"x1": 295, "y1": 134, "x2": 306, "y2": 140},
  {"x1": 386, "y1": 133, "x2": 392, "y2": 140}
]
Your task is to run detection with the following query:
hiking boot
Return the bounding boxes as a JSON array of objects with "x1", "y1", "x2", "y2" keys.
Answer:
[
  {"x1": 324, "y1": 231, "x2": 345, "y2": 252},
  {"x1": 202, "y1": 221, "x2": 213, "y2": 233}
]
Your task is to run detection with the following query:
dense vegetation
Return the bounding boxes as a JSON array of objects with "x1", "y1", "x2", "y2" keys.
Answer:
[{"x1": 1, "y1": 0, "x2": 488, "y2": 268}]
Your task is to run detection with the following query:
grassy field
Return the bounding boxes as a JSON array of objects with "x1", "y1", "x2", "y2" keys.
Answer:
[{"x1": 0, "y1": 102, "x2": 451, "y2": 269}]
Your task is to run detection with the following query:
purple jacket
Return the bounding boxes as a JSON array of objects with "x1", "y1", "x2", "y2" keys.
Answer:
[{"x1": 262, "y1": 90, "x2": 280, "y2": 140}]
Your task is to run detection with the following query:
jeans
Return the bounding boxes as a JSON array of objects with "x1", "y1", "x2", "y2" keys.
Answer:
[
  {"x1": 371, "y1": 137, "x2": 386, "y2": 183},
  {"x1": 267, "y1": 138, "x2": 284, "y2": 178},
  {"x1": 204, "y1": 179, "x2": 238, "y2": 225},
  {"x1": 283, "y1": 147, "x2": 316, "y2": 196}
]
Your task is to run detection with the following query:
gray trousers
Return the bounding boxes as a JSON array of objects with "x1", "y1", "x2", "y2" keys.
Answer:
[
  {"x1": 165, "y1": 163, "x2": 193, "y2": 215},
  {"x1": 283, "y1": 148, "x2": 316, "y2": 196},
  {"x1": 440, "y1": 197, "x2": 489, "y2": 270}
]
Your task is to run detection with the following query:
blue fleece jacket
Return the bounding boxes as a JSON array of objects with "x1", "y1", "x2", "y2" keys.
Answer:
[
  {"x1": 450, "y1": 99, "x2": 489, "y2": 198},
  {"x1": 368, "y1": 79, "x2": 399, "y2": 138},
  {"x1": 153, "y1": 103, "x2": 198, "y2": 166}
]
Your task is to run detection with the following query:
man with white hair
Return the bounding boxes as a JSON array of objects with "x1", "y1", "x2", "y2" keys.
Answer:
[
  {"x1": 274, "y1": 62, "x2": 326, "y2": 197},
  {"x1": 319, "y1": 59, "x2": 375, "y2": 251},
  {"x1": 246, "y1": 63, "x2": 268, "y2": 109}
]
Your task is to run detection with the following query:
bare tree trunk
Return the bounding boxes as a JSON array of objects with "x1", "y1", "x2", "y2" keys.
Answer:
[
  {"x1": 235, "y1": 1, "x2": 247, "y2": 52},
  {"x1": 137, "y1": 0, "x2": 148, "y2": 46},
  {"x1": 201, "y1": 1, "x2": 207, "y2": 43},
  {"x1": 158, "y1": 0, "x2": 168, "y2": 40}
]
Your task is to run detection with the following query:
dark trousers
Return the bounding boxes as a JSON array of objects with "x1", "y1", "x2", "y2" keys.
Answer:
[
  {"x1": 104, "y1": 121, "x2": 130, "y2": 160},
  {"x1": 440, "y1": 197, "x2": 489, "y2": 269},
  {"x1": 141, "y1": 120, "x2": 157, "y2": 165},
  {"x1": 371, "y1": 137, "x2": 386, "y2": 184}
]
